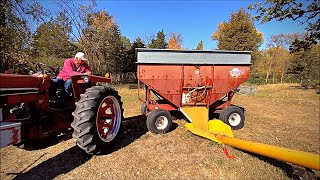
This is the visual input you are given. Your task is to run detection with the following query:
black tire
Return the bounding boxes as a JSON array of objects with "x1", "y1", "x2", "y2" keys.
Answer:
[
  {"x1": 146, "y1": 109, "x2": 172, "y2": 134},
  {"x1": 140, "y1": 103, "x2": 148, "y2": 115},
  {"x1": 219, "y1": 106, "x2": 245, "y2": 130},
  {"x1": 71, "y1": 85, "x2": 123, "y2": 154}
]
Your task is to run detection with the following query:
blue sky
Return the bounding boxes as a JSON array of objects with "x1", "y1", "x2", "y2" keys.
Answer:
[
  {"x1": 41, "y1": 0, "x2": 309, "y2": 50},
  {"x1": 97, "y1": 0, "x2": 307, "y2": 50}
]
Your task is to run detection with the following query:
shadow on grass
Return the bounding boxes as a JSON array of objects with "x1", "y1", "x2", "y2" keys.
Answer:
[
  {"x1": 98, "y1": 114, "x2": 179, "y2": 155},
  {"x1": 12, "y1": 115, "x2": 149, "y2": 179},
  {"x1": 97, "y1": 114, "x2": 149, "y2": 155},
  {"x1": 19, "y1": 131, "x2": 73, "y2": 151},
  {"x1": 245, "y1": 151, "x2": 318, "y2": 180},
  {"x1": 12, "y1": 146, "x2": 91, "y2": 180},
  {"x1": 99, "y1": 113, "x2": 179, "y2": 152}
]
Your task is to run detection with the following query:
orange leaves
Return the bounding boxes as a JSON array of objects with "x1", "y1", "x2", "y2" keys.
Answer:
[
  {"x1": 92, "y1": 10, "x2": 115, "y2": 31},
  {"x1": 211, "y1": 22, "x2": 227, "y2": 41},
  {"x1": 168, "y1": 36, "x2": 181, "y2": 49},
  {"x1": 168, "y1": 32, "x2": 183, "y2": 49},
  {"x1": 196, "y1": 40, "x2": 204, "y2": 50}
]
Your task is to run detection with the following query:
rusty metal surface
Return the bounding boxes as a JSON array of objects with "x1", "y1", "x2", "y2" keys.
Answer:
[{"x1": 138, "y1": 64, "x2": 250, "y2": 109}]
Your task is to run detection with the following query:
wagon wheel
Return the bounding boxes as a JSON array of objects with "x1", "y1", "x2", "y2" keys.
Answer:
[
  {"x1": 146, "y1": 109, "x2": 173, "y2": 134},
  {"x1": 71, "y1": 85, "x2": 123, "y2": 154},
  {"x1": 219, "y1": 106, "x2": 244, "y2": 130}
]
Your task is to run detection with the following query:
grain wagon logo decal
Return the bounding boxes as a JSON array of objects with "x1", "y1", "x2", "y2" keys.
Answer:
[{"x1": 230, "y1": 68, "x2": 241, "y2": 78}]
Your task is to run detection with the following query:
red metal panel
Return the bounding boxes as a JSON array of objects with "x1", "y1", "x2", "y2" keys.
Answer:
[
  {"x1": 207, "y1": 65, "x2": 250, "y2": 104},
  {"x1": 147, "y1": 104, "x2": 176, "y2": 111},
  {"x1": 138, "y1": 64, "x2": 250, "y2": 108},
  {"x1": 0, "y1": 73, "x2": 44, "y2": 88},
  {"x1": 139, "y1": 65, "x2": 182, "y2": 107},
  {"x1": 7, "y1": 94, "x2": 38, "y2": 105},
  {"x1": 183, "y1": 65, "x2": 213, "y2": 87},
  {"x1": 182, "y1": 65, "x2": 214, "y2": 106},
  {"x1": 212, "y1": 65, "x2": 250, "y2": 94},
  {"x1": 71, "y1": 75, "x2": 112, "y2": 101}
]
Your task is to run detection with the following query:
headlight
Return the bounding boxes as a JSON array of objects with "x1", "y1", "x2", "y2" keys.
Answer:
[{"x1": 83, "y1": 76, "x2": 90, "y2": 83}]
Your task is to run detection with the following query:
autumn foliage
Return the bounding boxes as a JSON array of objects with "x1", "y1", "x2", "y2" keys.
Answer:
[
  {"x1": 196, "y1": 40, "x2": 203, "y2": 50},
  {"x1": 212, "y1": 8, "x2": 263, "y2": 54},
  {"x1": 1, "y1": 1, "x2": 319, "y2": 87},
  {"x1": 168, "y1": 33, "x2": 182, "y2": 49}
]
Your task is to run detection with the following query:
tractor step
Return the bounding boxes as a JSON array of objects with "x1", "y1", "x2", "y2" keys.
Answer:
[{"x1": 0, "y1": 122, "x2": 21, "y2": 148}]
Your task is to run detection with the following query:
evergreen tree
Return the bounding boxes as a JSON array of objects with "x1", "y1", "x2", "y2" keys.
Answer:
[
  {"x1": 121, "y1": 36, "x2": 131, "y2": 50},
  {"x1": 288, "y1": 45, "x2": 320, "y2": 87},
  {"x1": 124, "y1": 37, "x2": 146, "y2": 72},
  {"x1": 211, "y1": 8, "x2": 263, "y2": 62},
  {"x1": 149, "y1": 30, "x2": 167, "y2": 49},
  {"x1": 132, "y1": 37, "x2": 145, "y2": 49},
  {"x1": 196, "y1": 40, "x2": 204, "y2": 50},
  {"x1": 31, "y1": 11, "x2": 78, "y2": 69},
  {"x1": 108, "y1": 25, "x2": 125, "y2": 73},
  {"x1": 32, "y1": 20, "x2": 75, "y2": 59}
]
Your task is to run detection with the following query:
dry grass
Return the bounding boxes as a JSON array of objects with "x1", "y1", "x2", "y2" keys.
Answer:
[{"x1": 1, "y1": 83, "x2": 319, "y2": 180}]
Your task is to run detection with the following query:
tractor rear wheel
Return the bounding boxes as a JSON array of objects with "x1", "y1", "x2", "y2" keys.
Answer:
[
  {"x1": 146, "y1": 109, "x2": 172, "y2": 134},
  {"x1": 219, "y1": 106, "x2": 244, "y2": 130},
  {"x1": 71, "y1": 85, "x2": 123, "y2": 154}
]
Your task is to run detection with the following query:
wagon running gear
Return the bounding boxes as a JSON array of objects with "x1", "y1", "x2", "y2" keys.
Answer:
[{"x1": 146, "y1": 109, "x2": 173, "y2": 134}]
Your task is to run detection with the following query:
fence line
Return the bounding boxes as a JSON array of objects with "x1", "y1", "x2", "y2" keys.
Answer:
[{"x1": 110, "y1": 72, "x2": 137, "y2": 82}]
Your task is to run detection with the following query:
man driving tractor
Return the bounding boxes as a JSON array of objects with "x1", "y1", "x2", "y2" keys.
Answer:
[{"x1": 51, "y1": 52, "x2": 92, "y2": 102}]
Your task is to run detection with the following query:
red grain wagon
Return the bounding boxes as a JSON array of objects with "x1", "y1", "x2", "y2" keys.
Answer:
[{"x1": 136, "y1": 48, "x2": 251, "y2": 133}]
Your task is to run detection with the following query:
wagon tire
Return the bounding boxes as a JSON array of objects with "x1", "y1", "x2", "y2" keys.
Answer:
[
  {"x1": 219, "y1": 106, "x2": 244, "y2": 130},
  {"x1": 146, "y1": 109, "x2": 172, "y2": 134},
  {"x1": 71, "y1": 85, "x2": 123, "y2": 155}
]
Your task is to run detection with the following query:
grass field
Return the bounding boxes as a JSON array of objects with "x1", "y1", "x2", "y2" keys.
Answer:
[{"x1": 1, "y1": 84, "x2": 319, "y2": 179}]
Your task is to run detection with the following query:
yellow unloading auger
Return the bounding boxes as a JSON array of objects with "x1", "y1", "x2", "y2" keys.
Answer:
[{"x1": 181, "y1": 107, "x2": 320, "y2": 171}]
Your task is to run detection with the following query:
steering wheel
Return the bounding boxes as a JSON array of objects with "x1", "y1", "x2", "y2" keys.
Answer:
[{"x1": 36, "y1": 63, "x2": 58, "y2": 78}]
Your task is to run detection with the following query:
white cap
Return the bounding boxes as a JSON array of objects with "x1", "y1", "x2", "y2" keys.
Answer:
[{"x1": 75, "y1": 52, "x2": 88, "y2": 61}]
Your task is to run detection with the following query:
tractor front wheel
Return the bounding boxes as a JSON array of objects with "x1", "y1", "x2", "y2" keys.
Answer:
[
  {"x1": 219, "y1": 106, "x2": 244, "y2": 130},
  {"x1": 71, "y1": 85, "x2": 123, "y2": 154},
  {"x1": 146, "y1": 109, "x2": 172, "y2": 134}
]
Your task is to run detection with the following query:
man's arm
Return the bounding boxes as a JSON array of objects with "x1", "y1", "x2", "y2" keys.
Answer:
[{"x1": 84, "y1": 63, "x2": 93, "y2": 75}]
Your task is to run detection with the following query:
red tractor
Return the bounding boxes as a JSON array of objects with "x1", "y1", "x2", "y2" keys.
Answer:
[{"x1": 0, "y1": 63, "x2": 123, "y2": 154}]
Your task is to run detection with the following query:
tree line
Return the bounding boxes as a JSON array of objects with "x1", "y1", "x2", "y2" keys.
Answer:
[{"x1": 1, "y1": 0, "x2": 319, "y2": 87}]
